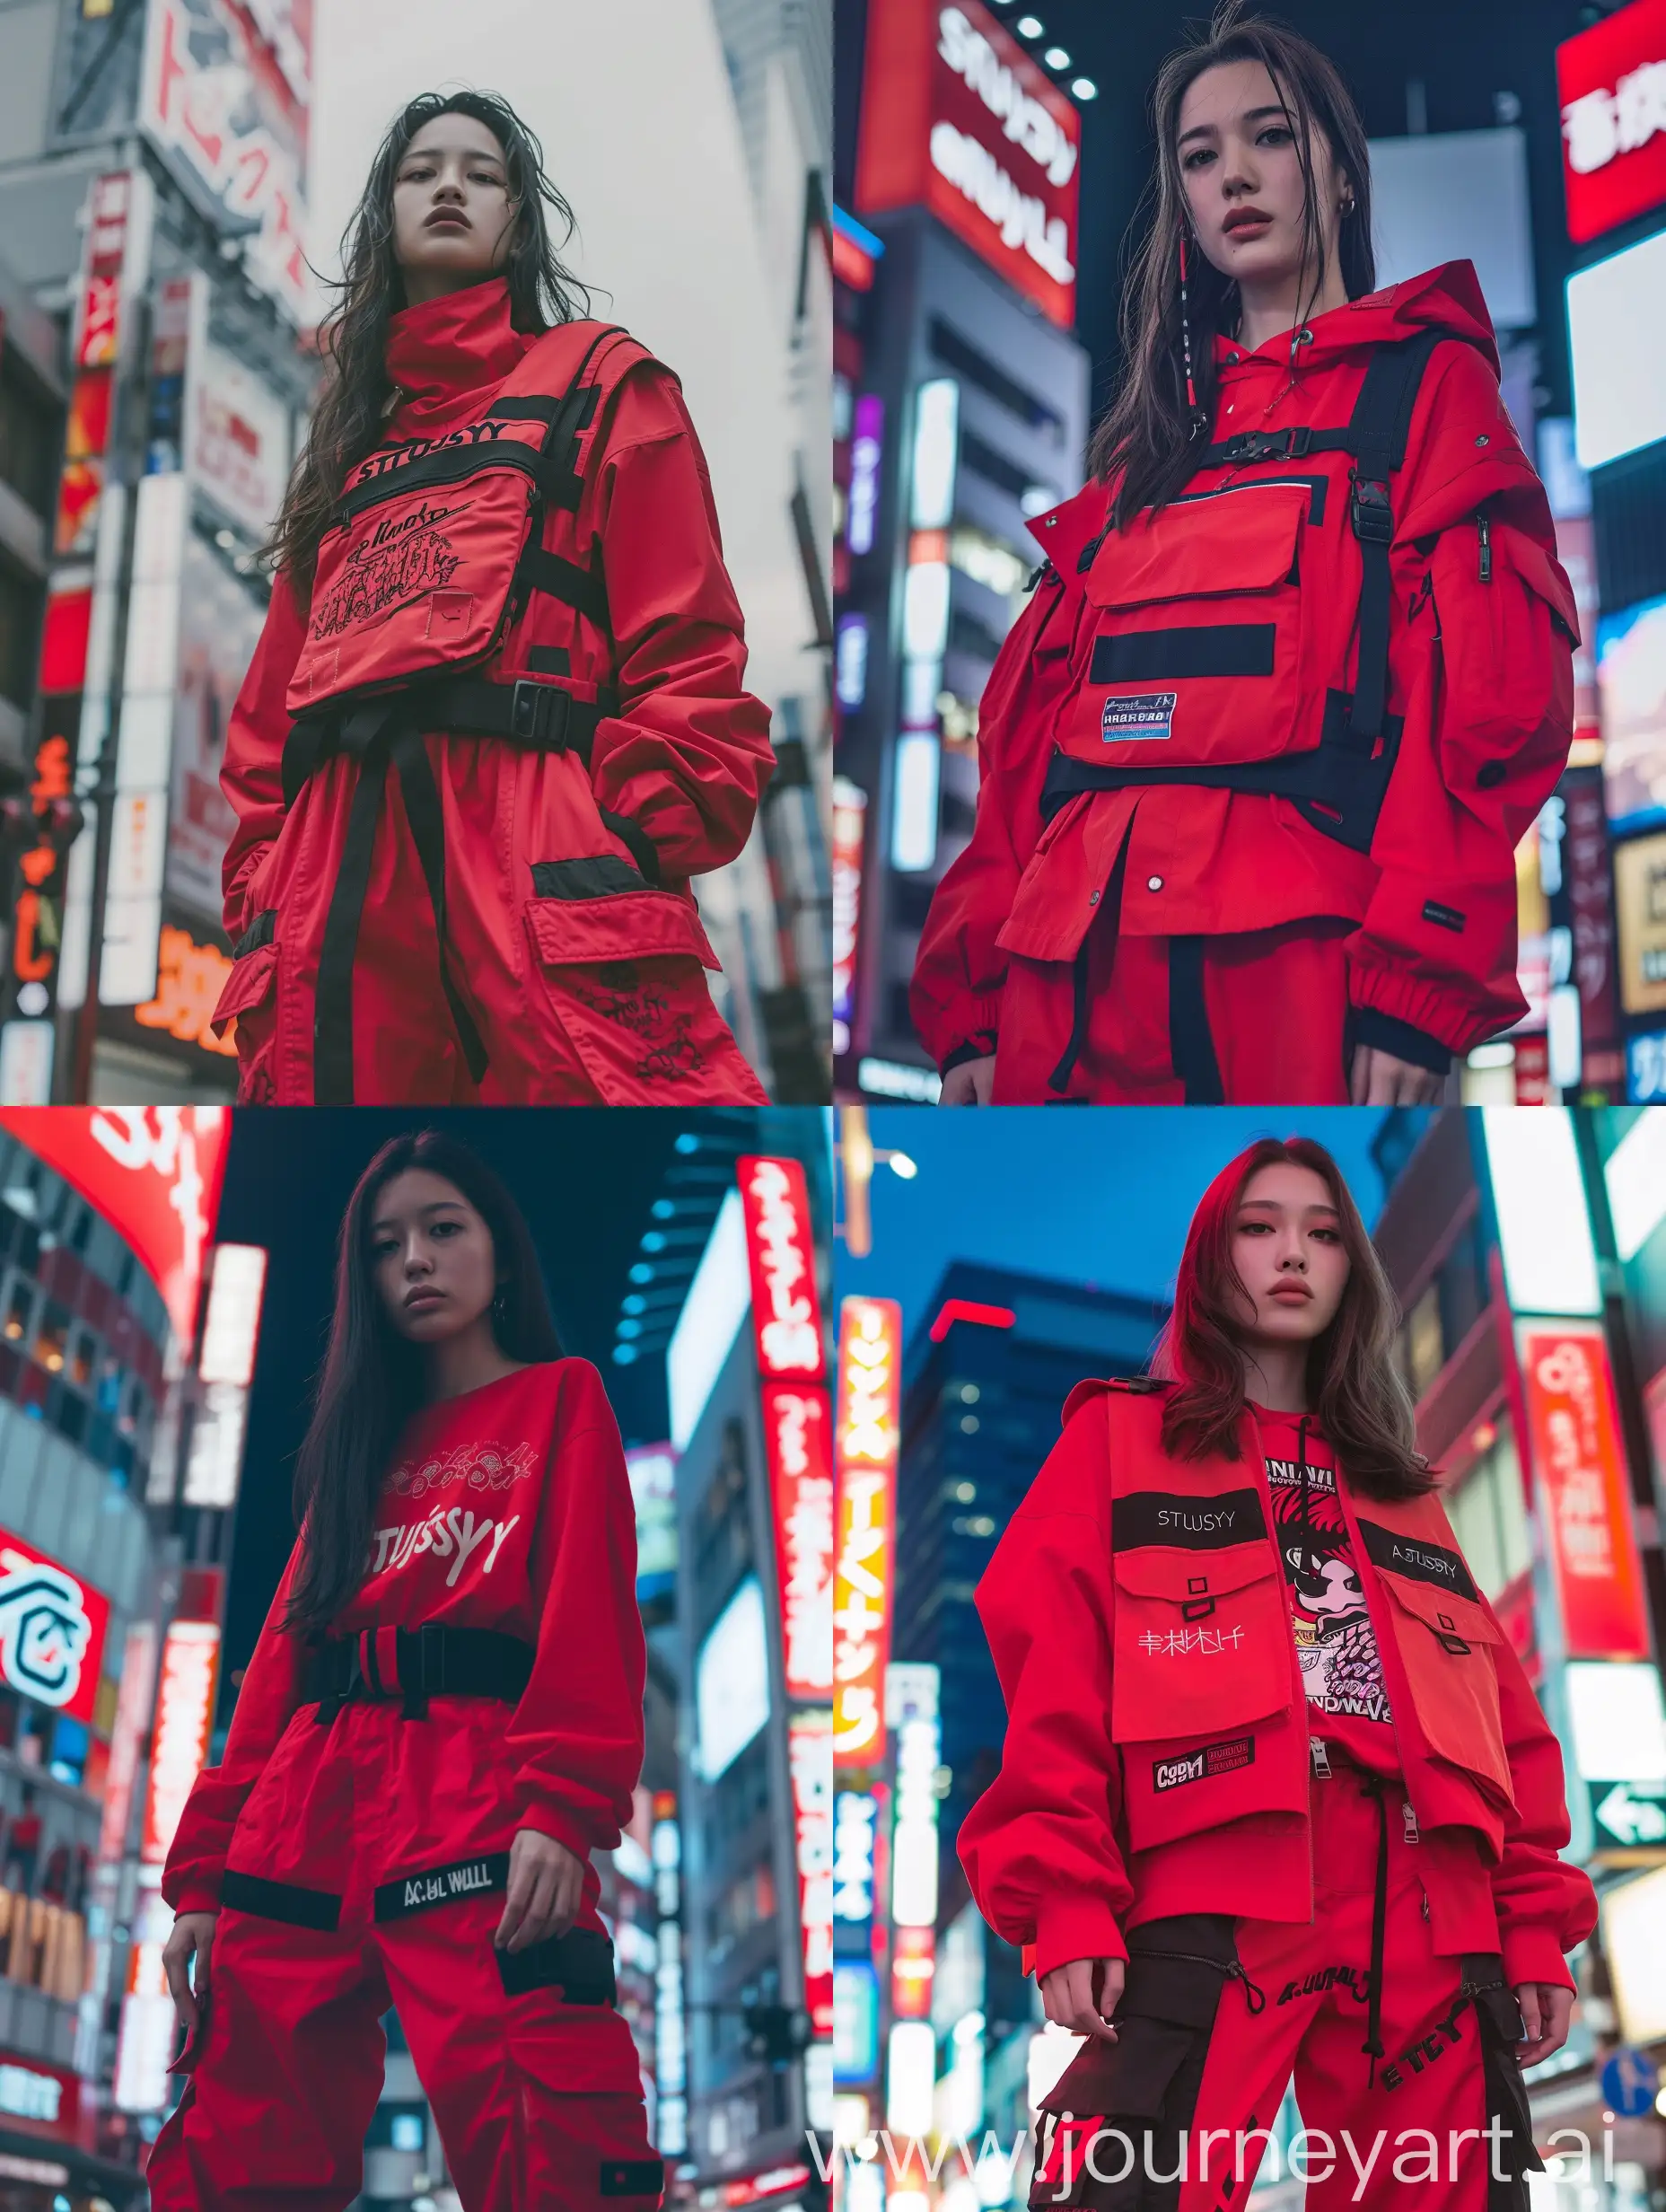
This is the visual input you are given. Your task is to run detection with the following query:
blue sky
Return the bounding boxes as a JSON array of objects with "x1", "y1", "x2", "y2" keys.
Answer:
[{"x1": 837, "y1": 1108, "x2": 1425, "y2": 1348}]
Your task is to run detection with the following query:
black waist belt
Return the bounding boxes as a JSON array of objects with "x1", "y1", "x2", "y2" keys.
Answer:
[
  {"x1": 305, "y1": 1623, "x2": 534, "y2": 1724},
  {"x1": 1039, "y1": 688, "x2": 1402, "y2": 857},
  {"x1": 281, "y1": 673, "x2": 618, "y2": 1104}
]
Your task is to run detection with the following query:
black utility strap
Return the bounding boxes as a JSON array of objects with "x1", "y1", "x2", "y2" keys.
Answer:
[
  {"x1": 312, "y1": 700, "x2": 401, "y2": 1106},
  {"x1": 388, "y1": 721, "x2": 491, "y2": 1089},
  {"x1": 1339, "y1": 329, "x2": 1443, "y2": 747},
  {"x1": 1169, "y1": 936, "x2": 1225, "y2": 1103},
  {"x1": 519, "y1": 546, "x2": 610, "y2": 632}
]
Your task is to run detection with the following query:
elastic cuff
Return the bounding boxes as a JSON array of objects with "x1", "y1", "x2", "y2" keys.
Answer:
[
  {"x1": 1499, "y1": 1921, "x2": 1576, "y2": 1994},
  {"x1": 942, "y1": 1032, "x2": 998, "y2": 1077},
  {"x1": 165, "y1": 1881, "x2": 224, "y2": 1917},
  {"x1": 1350, "y1": 1005, "x2": 1453, "y2": 1075},
  {"x1": 1032, "y1": 1892, "x2": 1129, "y2": 1981},
  {"x1": 514, "y1": 1800, "x2": 602, "y2": 1864}
]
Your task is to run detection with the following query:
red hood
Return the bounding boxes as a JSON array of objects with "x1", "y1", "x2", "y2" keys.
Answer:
[
  {"x1": 1213, "y1": 259, "x2": 1501, "y2": 380},
  {"x1": 384, "y1": 274, "x2": 538, "y2": 433}
]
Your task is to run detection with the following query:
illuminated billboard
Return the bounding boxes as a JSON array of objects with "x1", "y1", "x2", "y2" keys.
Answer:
[
  {"x1": 833, "y1": 1299, "x2": 902, "y2": 1770},
  {"x1": 737, "y1": 1155, "x2": 825, "y2": 1382},
  {"x1": 762, "y1": 1382, "x2": 835, "y2": 1701}
]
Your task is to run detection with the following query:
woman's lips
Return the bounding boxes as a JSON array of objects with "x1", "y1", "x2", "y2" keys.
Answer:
[
  {"x1": 425, "y1": 212, "x2": 470, "y2": 231},
  {"x1": 1223, "y1": 215, "x2": 1273, "y2": 239},
  {"x1": 405, "y1": 1287, "x2": 445, "y2": 1308}
]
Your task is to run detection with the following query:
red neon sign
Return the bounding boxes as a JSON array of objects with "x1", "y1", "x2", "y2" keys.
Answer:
[
  {"x1": 1557, "y1": 0, "x2": 1666, "y2": 243},
  {"x1": 737, "y1": 1155, "x2": 824, "y2": 1382},
  {"x1": 0, "y1": 1108, "x2": 230, "y2": 1344},
  {"x1": 763, "y1": 1382, "x2": 834, "y2": 1702},
  {"x1": 1519, "y1": 1324, "x2": 1652, "y2": 1660},
  {"x1": 833, "y1": 1298, "x2": 901, "y2": 1769},
  {"x1": 0, "y1": 1525, "x2": 111, "y2": 1728},
  {"x1": 855, "y1": 0, "x2": 1081, "y2": 328},
  {"x1": 139, "y1": 1577, "x2": 224, "y2": 1869},
  {"x1": 929, "y1": 1298, "x2": 1016, "y2": 1342}
]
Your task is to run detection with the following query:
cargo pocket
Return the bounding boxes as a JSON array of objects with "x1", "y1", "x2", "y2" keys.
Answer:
[
  {"x1": 1109, "y1": 1546, "x2": 1292, "y2": 1742},
  {"x1": 497, "y1": 1924, "x2": 650, "y2": 2095},
  {"x1": 1032, "y1": 1915, "x2": 1256, "y2": 2211},
  {"x1": 210, "y1": 915, "x2": 280, "y2": 1106},
  {"x1": 1460, "y1": 1954, "x2": 1543, "y2": 2212},
  {"x1": 1061, "y1": 482, "x2": 1311, "y2": 772},
  {"x1": 1432, "y1": 518, "x2": 1578, "y2": 792},
  {"x1": 1370, "y1": 1569, "x2": 1512, "y2": 1804},
  {"x1": 523, "y1": 859, "x2": 766, "y2": 1104}
]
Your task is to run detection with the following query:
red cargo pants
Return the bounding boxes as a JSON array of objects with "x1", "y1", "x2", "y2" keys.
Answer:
[{"x1": 1035, "y1": 1755, "x2": 1539, "y2": 2212}]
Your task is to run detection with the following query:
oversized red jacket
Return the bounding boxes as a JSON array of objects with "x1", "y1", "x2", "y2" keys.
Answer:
[
  {"x1": 162, "y1": 1360, "x2": 644, "y2": 1935},
  {"x1": 958, "y1": 1380, "x2": 1596, "y2": 1995},
  {"x1": 913, "y1": 262, "x2": 1579, "y2": 1082}
]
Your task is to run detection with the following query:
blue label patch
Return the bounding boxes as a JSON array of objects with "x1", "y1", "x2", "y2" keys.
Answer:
[{"x1": 1101, "y1": 690, "x2": 1177, "y2": 742}]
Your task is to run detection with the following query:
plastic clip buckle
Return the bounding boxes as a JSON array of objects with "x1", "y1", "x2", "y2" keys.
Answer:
[
  {"x1": 400, "y1": 1626, "x2": 433, "y2": 1721},
  {"x1": 1349, "y1": 474, "x2": 1392, "y2": 546},
  {"x1": 508, "y1": 680, "x2": 548, "y2": 744}
]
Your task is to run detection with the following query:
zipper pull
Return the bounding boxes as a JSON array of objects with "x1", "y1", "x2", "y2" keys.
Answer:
[
  {"x1": 1402, "y1": 1799, "x2": 1420, "y2": 1846},
  {"x1": 1477, "y1": 511, "x2": 1492, "y2": 583}
]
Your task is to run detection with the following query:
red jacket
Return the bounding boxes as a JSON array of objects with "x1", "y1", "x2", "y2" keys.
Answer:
[
  {"x1": 913, "y1": 262, "x2": 1579, "y2": 1083},
  {"x1": 162, "y1": 1360, "x2": 644, "y2": 1929},
  {"x1": 958, "y1": 1380, "x2": 1596, "y2": 1994}
]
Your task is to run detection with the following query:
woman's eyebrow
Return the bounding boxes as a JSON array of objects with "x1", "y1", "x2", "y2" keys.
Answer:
[{"x1": 1178, "y1": 103, "x2": 1287, "y2": 148}]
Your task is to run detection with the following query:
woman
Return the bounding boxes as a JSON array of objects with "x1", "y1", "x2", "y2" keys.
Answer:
[
  {"x1": 212, "y1": 90, "x2": 774, "y2": 1107},
  {"x1": 913, "y1": 4, "x2": 1578, "y2": 1108},
  {"x1": 961, "y1": 1137, "x2": 1595, "y2": 2211},
  {"x1": 152, "y1": 1131, "x2": 662, "y2": 2211}
]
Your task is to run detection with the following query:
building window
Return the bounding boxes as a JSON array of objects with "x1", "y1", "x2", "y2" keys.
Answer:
[
  {"x1": 0, "y1": 567, "x2": 39, "y2": 711},
  {"x1": 1446, "y1": 1416, "x2": 1530, "y2": 1600},
  {"x1": 1405, "y1": 1282, "x2": 1443, "y2": 1399},
  {"x1": 0, "y1": 358, "x2": 57, "y2": 518}
]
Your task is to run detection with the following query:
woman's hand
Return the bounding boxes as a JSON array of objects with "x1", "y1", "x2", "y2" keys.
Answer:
[
  {"x1": 1513, "y1": 1982, "x2": 1574, "y2": 2067},
  {"x1": 495, "y1": 1827, "x2": 586, "y2": 1954},
  {"x1": 1039, "y1": 1955, "x2": 1124, "y2": 2041},
  {"x1": 1349, "y1": 1046, "x2": 1447, "y2": 1105},
  {"x1": 940, "y1": 1056, "x2": 996, "y2": 1105},
  {"x1": 162, "y1": 1910, "x2": 219, "y2": 2044}
]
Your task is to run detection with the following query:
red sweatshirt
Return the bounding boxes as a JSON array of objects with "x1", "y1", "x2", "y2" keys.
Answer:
[
  {"x1": 162, "y1": 1359, "x2": 644, "y2": 1918},
  {"x1": 912, "y1": 261, "x2": 1579, "y2": 1078}
]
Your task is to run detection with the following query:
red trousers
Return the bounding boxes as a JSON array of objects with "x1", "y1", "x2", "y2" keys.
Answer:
[
  {"x1": 993, "y1": 919, "x2": 1357, "y2": 1105},
  {"x1": 1038, "y1": 1759, "x2": 1537, "y2": 2212}
]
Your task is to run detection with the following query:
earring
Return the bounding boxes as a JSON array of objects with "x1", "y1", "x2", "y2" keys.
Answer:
[
  {"x1": 1340, "y1": 198, "x2": 1355, "y2": 216},
  {"x1": 491, "y1": 1286, "x2": 508, "y2": 1330},
  {"x1": 1177, "y1": 226, "x2": 1210, "y2": 441}
]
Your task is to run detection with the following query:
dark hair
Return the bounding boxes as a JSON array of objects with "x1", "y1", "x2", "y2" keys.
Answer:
[
  {"x1": 1089, "y1": 1, "x2": 1376, "y2": 526},
  {"x1": 1151, "y1": 1135, "x2": 1434, "y2": 1500},
  {"x1": 263, "y1": 89, "x2": 592, "y2": 606},
  {"x1": 281, "y1": 1129, "x2": 565, "y2": 1638}
]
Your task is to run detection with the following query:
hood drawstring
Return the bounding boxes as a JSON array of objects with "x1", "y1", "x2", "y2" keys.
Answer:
[
  {"x1": 1359, "y1": 1773, "x2": 1391, "y2": 2087},
  {"x1": 1295, "y1": 1414, "x2": 1318, "y2": 1577}
]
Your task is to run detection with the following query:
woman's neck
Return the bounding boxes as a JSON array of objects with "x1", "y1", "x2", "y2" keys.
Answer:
[
  {"x1": 1241, "y1": 1342, "x2": 1311, "y2": 1413},
  {"x1": 1232, "y1": 257, "x2": 1350, "y2": 355},
  {"x1": 424, "y1": 1320, "x2": 527, "y2": 1403}
]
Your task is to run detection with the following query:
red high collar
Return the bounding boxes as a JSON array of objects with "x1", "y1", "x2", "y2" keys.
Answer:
[{"x1": 383, "y1": 275, "x2": 532, "y2": 427}]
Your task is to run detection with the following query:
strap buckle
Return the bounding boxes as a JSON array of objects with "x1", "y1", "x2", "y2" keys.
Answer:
[
  {"x1": 399, "y1": 1623, "x2": 437, "y2": 1720},
  {"x1": 1350, "y1": 472, "x2": 1393, "y2": 545},
  {"x1": 509, "y1": 680, "x2": 568, "y2": 750}
]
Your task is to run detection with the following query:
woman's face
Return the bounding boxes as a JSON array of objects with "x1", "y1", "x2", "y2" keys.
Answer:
[
  {"x1": 1230, "y1": 1160, "x2": 1352, "y2": 1348},
  {"x1": 370, "y1": 1169, "x2": 500, "y2": 1345},
  {"x1": 1176, "y1": 57, "x2": 1348, "y2": 295},
  {"x1": 391, "y1": 114, "x2": 520, "y2": 297}
]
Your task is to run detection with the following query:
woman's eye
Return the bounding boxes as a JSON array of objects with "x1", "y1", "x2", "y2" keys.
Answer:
[
  {"x1": 431, "y1": 1221, "x2": 460, "y2": 1239},
  {"x1": 1259, "y1": 126, "x2": 1293, "y2": 145}
]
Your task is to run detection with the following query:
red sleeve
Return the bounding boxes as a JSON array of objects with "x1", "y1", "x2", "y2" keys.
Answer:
[
  {"x1": 220, "y1": 569, "x2": 307, "y2": 944},
  {"x1": 586, "y1": 367, "x2": 776, "y2": 881},
  {"x1": 505, "y1": 1366, "x2": 645, "y2": 1859},
  {"x1": 160, "y1": 1540, "x2": 306, "y2": 1917},
  {"x1": 910, "y1": 568, "x2": 1075, "y2": 1071},
  {"x1": 1346, "y1": 341, "x2": 1578, "y2": 1056},
  {"x1": 1482, "y1": 1593, "x2": 1598, "y2": 1991},
  {"x1": 957, "y1": 1399, "x2": 1133, "y2": 1977}
]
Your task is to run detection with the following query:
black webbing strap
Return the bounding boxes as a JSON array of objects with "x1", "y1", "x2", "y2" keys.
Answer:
[
  {"x1": 306, "y1": 1625, "x2": 533, "y2": 1724},
  {"x1": 505, "y1": 326, "x2": 624, "y2": 619},
  {"x1": 1169, "y1": 937, "x2": 1225, "y2": 1102},
  {"x1": 518, "y1": 546, "x2": 610, "y2": 631},
  {"x1": 285, "y1": 674, "x2": 617, "y2": 1103},
  {"x1": 1339, "y1": 328, "x2": 1444, "y2": 745},
  {"x1": 1046, "y1": 822, "x2": 1131, "y2": 1096}
]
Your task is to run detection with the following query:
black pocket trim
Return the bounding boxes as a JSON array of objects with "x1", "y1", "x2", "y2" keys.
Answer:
[
  {"x1": 1091, "y1": 624, "x2": 1276, "y2": 684},
  {"x1": 495, "y1": 1924, "x2": 618, "y2": 2006},
  {"x1": 1114, "y1": 1488, "x2": 1266, "y2": 1550},
  {"x1": 374, "y1": 1852, "x2": 511, "y2": 1923},
  {"x1": 530, "y1": 856, "x2": 645, "y2": 900},
  {"x1": 601, "y1": 2158, "x2": 664, "y2": 2198},
  {"x1": 1358, "y1": 1521, "x2": 1479, "y2": 1602},
  {"x1": 526, "y1": 645, "x2": 573, "y2": 676},
  {"x1": 598, "y1": 808, "x2": 662, "y2": 889},
  {"x1": 221, "y1": 1869, "x2": 342, "y2": 1932},
  {"x1": 232, "y1": 909, "x2": 277, "y2": 960}
]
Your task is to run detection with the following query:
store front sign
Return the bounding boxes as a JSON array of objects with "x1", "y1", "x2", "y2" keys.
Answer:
[
  {"x1": 0, "y1": 1531, "x2": 110, "y2": 1727},
  {"x1": 855, "y1": 0, "x2": 1081, "y2": 326},
  {"x1": 1558, "y1": 0, "x2": 1666, "y2": 242},
  {"x1": 1518, "y1": 1323, "x2": 1652, "y2": 1660}
]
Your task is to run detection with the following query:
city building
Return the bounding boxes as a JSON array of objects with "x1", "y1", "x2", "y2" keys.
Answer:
[
  {"x1": 1375, "y1": 1106, "x2": 1666, "y2": 2207},
  {"x1": 833, "y1": 0, "x2": 1091, "y2": 1100}
]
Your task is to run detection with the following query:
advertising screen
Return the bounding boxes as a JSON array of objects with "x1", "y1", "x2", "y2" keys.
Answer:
[{"x1": 1599, "y1": 594, "x2": 1666, "y2": 838}]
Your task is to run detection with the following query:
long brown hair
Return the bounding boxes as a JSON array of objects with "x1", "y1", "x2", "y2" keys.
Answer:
[
  {"x1": 262, "y1": 90, "x2": 592, "y2": 609},
  {"x1": 1089, "y1": 2, "x2": 1376, "y2": 529},
  {"x1": 1151, "y1": 1136, "x2": 1434, "y2": 1501}
]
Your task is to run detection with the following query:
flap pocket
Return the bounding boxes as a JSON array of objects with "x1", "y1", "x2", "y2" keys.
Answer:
[
  {"x1": 1084, "y1": 485, "x2": 1307, "y2": 611},
  {"x1": 527, "y1": 880, "x2": 720, "y2": 971},
  {"x1": 209, "y1": 935, "x2": 277, "y2": 1036},
  {"x1": 1113, "y1": 1545, "x2": 1276, "y2": 1609},
  {"x1": 1373, "y1": 1571, "x2": 1511, "y2": 1801},
  {"x1": 1376, "y1": 1573, "x2": 1501, "y2": 1651}
]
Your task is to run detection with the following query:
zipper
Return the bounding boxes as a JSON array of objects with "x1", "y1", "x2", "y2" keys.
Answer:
[
  {"x1": 1171, "y1": 472, "x2": 1328, "y2": 523},
  {"x1": 332, "y1": 439, "x2": 545, "y2": 527},
  {"x1": 1477, "y1": 511, "x2": 1492, "y2": 583}
]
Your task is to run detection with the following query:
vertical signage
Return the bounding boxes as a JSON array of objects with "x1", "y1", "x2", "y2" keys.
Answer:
[
  {"x1": 98, "y1": 1622, "x2": 159, "y2": 1866},
  {"x1": 1557, "y1": 0, "x2": 1666, "y2": 243},
  {"x1": 139, "y1": 1590, "x2": 224, "y2": 1869},
  {"x1": 788, "y1": 1708, "x2": 835, "y2": 2038},
  {"x1": 1518, "y1": 1323, "x2": 1653, "y2": 1660},
  {"x1": 831, "y1": 778, "x2": 868, "y2": 1060},
  {"x1": 650, "y1": 1794, "x2": 687, "y2": 2158},
  {"x1": 833, "y1": 1297, "x2": 902, "y2": 1769},
  {"x1": 763, "y1": 1382, "x2": 835, "y2": 1700},
  {"x1": 737, "y1": 1155, "x2": 825, "y2": 1381}
]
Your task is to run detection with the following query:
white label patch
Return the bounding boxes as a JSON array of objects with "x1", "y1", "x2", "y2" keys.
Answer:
[{"x1": 1102, "y1": 691, "x2": 1177, "y2": 741}]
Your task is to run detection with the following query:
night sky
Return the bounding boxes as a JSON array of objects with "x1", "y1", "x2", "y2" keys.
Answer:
[
  {"x1": 836, "y1": 1104, "x2": 1425, "y2": 1347},
  {"x1": 207, "y1": 1107, "x2": 766, "y2": 1717},
  {"x1": 837, "y1": 0, "x2": 1593, "y2": 432}
]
